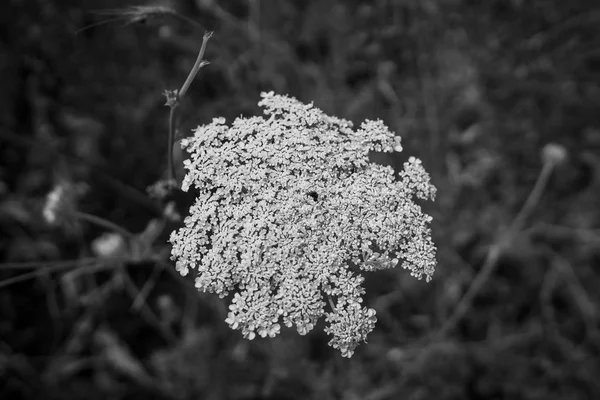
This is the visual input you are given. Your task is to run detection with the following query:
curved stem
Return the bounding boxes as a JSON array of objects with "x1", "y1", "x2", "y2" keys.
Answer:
[
  {"x1": 73, "y1": 210, "x2": 134, "y2": 239},
  {"x1": 436, "y1": 160, "x2": 557, "y2": 338}
]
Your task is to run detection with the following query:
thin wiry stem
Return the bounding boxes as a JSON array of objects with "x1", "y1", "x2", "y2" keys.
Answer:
[
  {"x1": 0, "y1": 259, "x2": 99, "y2": 289},
  {"x1": 73, "y1": 211, "x2": 134, "y2": 239},
  {"x1": 165, "y1": 31, "x2": 213, "y2": 185},
  {"x1": 77, "y1": 5, "x2": 204, "y2": 34},
  {"x1": 167, "y1": 105, "x2": 178, "y2": 186},
  {"x1": 178, "y1": 31, "x2": 213, "y2": 99},
  {"x1": 436, "y1": 160, "x2": 558, "y2": 338},
  {"x1": 0, "y1": 258, "x2": 98, "y2": 270}
]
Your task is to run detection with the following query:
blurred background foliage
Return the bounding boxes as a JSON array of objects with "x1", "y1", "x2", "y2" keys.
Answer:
[{"x1": 1, "y1": 0, "x2": 600, "y2": 398}]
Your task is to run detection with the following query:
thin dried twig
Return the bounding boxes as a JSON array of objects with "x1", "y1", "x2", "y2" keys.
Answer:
[
  {"x1": 164, "y1": 30, "x2": 213, "y2": 187},
  {"x1": 0, "y1": 258, "x2": 99, "y2": 289},
  {"x1": 0, "y1": 257, "x2": 98, "y2": 270}
]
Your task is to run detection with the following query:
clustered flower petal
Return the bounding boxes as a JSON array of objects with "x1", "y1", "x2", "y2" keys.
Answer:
[{"x1": 170, "y1": 91, "x2": 436, "y2": 357}]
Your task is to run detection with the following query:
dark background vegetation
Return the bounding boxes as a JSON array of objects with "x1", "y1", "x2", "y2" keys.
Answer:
[{"x1": 2, "y1": 0, "x2": 600, "y2": 398}]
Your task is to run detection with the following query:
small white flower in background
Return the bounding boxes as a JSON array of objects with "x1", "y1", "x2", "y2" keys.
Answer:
[
  {"x1": 541, "y1": 143, "x2": 568, "y2": 166},
  {"x1": 170, "y1": 91, "x2": 437, "y2": 357},
  {"x1": 163, "y1": 201, "x2": 181, "y2": 222},
  {"x1": 43, "y1": 185, "x2": 66, "y2": 225},
  {"x1": 43, "y1": 181, "x2": 86, "y2": 227},
  {"x1": 92, "y1": 232, "x2": 126, "y2": 258}
]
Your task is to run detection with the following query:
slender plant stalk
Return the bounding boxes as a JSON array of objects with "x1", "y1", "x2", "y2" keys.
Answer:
[
  {"x1": 167, "y1": 106, "x2": 178, "y2": 185},
  {"x1": 0, "y1": 259, "x2": 99, "y2": 289},
  {"x1": 165, "y1": 31, "x2": 213, "y2": 185},
  {"x1": 436, "y1": 160, "x2": 557, "y2": 338},
  {"x1": 0, "y1": 257, "x2": 98, "y2": 270},
  {"x1": 179, "y1": 32, "x2": 213, "y2": 98},
  {"x1": 73, "y1": 210, "x2": 134, "y2": 239}
]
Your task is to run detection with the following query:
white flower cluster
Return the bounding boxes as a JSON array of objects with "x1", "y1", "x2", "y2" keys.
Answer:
[{"x1": 170, "y1": 91, "x2": 437, "y2": 357}]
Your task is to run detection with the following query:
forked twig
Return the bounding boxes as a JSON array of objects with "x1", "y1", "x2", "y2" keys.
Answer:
[{"x1": 164, "y1": 30, "x2": 213, "y2": 186}]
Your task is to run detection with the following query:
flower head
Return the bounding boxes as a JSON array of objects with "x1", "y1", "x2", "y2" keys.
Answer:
[{"x1": 170, "y1": 92, "x2": 437, "y2": 356}]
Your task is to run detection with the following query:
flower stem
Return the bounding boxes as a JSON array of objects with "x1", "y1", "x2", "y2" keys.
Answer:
[
  {"x1": 73, "y1": 210, "x2": 134, "y2": 239},
  {"x1": 165, "y1": 31, "x2": 213, "y2": 186}
]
